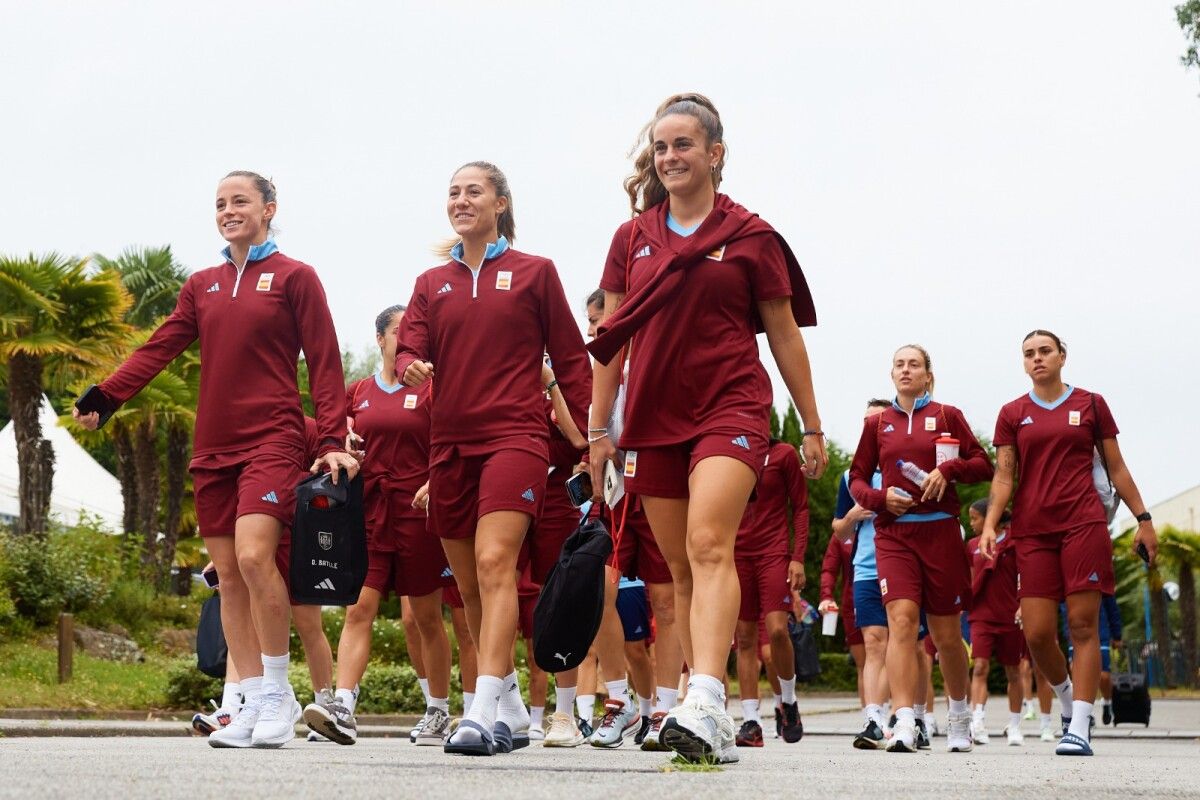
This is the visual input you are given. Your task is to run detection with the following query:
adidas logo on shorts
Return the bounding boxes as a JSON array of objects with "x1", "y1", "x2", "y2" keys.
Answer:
[
  {"x1": 314, "y1": 578, "x2": 336, "y2": 591},
  {"x1": 441, "y1": 567, "x2": 454, "y2": 578},
  {"x1": 521, "y1": 488, "x2": 536, "y2": 503},
  {"x1": 731, "y1": 435, "x2": 750, "y2": 450},
  {"x1": 261, "y1": 491, "x2": 279, "y2": 504},
  {"x1": 1020, "y1": 416, "x2": 1034, "y2": 426},
  {"x1": 1088, "y1": 571, "x2": 1099, "y2": 582},
  {"x1": 206, "y1": 282, "x2": 220, "y2": 293},
  {"x1": 436, "y1": 282, "x2": 452, "y2": 294}
]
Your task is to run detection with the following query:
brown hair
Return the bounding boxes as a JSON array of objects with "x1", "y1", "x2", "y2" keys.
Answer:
[
  {"x1": 585, "y1": 288, "x2": 605, "y2": 309},
  {"x1": 894, "y1": 344, "x2": 936, "y2": 395},
  {"x1": 624, "y1": 93, "x2": 726, "y2": 215},
  {"x1": 223, "y1": 170, "x2": 277, "y2": 232},
  {"x1": 866, "y1": 398, "x2": 892, "y2": 409},
  {"x1": 435, "y1": 161, "x2": 516, "y2": 260},
  {"x1": 1022, "y1": 329, "x2": 1067, "y2": 355}
]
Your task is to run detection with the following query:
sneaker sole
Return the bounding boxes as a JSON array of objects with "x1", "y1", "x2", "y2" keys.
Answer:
[
  {"x1": 303, "y1": 706, "x2": 356, "y2": 746},
  {"x1": 207, "y1": 735, "x2": 252, "y2": 749},
  {"x1": 415, "y1": 734, "x2": 447, "y2": 746},
  {"x1": 543, "y1": 736, "x2": 585, "y2": 748},
  {"x1": 590, "y1": 720, "x2": 639, "y2": 748},
  {"x1": 853, "y1": 736, "x2": 883, "y2": 750},
  {"x1": 191, "y1": 717, "x2": 217, "y2": 736},
  {"x1": 659, "y1": 719, "x2": 716, "y2": 763},
  {"x1": 886, "y1": 740, "x2": 916, "y2": 753},
  {"x1": 948, "y1": 743, "x2": 974, "y2": 752}
]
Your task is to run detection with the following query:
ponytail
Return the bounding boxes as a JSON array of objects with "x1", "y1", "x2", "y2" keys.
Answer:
[{"x1": 624, "y1": 93, "x2": 726, "y2": 216}]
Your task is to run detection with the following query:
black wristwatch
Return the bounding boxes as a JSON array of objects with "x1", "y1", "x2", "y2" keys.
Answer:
[{"x1": 1135, "y1": 512, "x2": 1152, "y2": 523}]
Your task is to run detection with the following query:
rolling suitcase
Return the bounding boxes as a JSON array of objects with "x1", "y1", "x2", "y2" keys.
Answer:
[{"x1": 1111, "y1": 672, "x2": 1151, "y2": 726}]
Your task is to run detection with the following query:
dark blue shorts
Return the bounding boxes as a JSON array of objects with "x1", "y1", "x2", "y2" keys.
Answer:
[
  {"x1": 1068, "y1": 644, "x2": 1112, "y2": 673},
  {"x1": 853, "y1": 579, "x2": 928, "y2": 639},
  {"x1": 617, "y1": 581, "x2": 651, "y2": 642}
]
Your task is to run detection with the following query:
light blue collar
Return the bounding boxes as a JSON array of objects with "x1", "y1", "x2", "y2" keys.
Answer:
[
  {"x1": 666, "y1": 213, "x2": 701, "y2": 237},
  {"x1": 450, "y1": 236, "x2": 509, "y2": 267},
  {"x1": 1028, "y1": 385, "x2": 1074, "y2": 410},
  {"x1": 893, "y1": 392, "x2": 931, "y2": 413},
  {"x1": 221, "y1": 238, "x2": 278, "y2": 266},
  {"x1": 373, "y1": 371, "x2": 404, "y2": 395}
]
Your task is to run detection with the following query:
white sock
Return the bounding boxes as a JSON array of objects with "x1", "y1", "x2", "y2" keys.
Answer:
[
  {"x1": 1009, "y1": 712, "x2": 1022, "y2": 730},
  {"x1": 1039, "y1": 712, "x2": 1052, "y2": 730},
  {"x1": 972, "y1": 705, "x2": 986, "y2": 723},
  {"x1": 686, "y1": 674, "x2": 725, "y2": 708},
  {"x1": 949, "y1": 697, "x2": 969, "y2": 716},
  {"x1": 462, "y1": 691, "x2": 475, "y2": 716},
  {"x1": 742, "y1": 699, "x2": 761, "y2": 723},
  {"x1": 261, "y1": 653, "x2": 289, "y2": 692},
  {"x1": 418, "y1": 677, "x2": 431, "y2": 706},
  {"x1": 430, "y1": 696, "x2": 449, "y2": 713},
  {"x1": 240, "y1": 676, "x2": 262, "y2": 703},
  {"x1": 497, "y1": 671, "x2": 529, "y2": 726},
  {"x1": 896, "y1": 706, "x2": 915, "y2": 727},
  {"x1": 335, "y1": 686, "x2": 358, "y2": 715},
  {"x1": 605, "y1": 679, "x2": 631, "y2": 709},
  {"x1": 530, "y1": 706, "x2": 544, "y2": 728},
  {"x1": 1051, "y1": 679, "x2": 1074, "y2": 715},
  {"x1": 577, "y1": 694, "x2": 595, "y2": 720},
  {"x1": 555, "y1": 685, "x2": 577, "y2": 716},
  {"x1": 913, "y1": 703, "x2": 926, "y2": 717},
  {"x1": 655, "y1": 687, "x2": 678, "y2": 714},
  {"x1": 221, "y1": 682, "x2": 241, "y2": 711},
  {"x1": 865, "y1": 703, "x2": 883, "y2": 725},
  {"x1": 463, "y1": 675, "x2": 502, "y2": 729},
  {"x1": 638, "y1": 696, "x2": 652, "y2": 717},
  {"x1": 1101, "y1": 698, "x2": 1111, "y2": 709},
  {"x1": 773, "y1": 693, "x2": 782, "y2": 710},
  {"x1": 779, "y1": 676, "x2": 797, "y2": 705},
  {"x1": 1068, "y1": 700, "x2": 1093, "y2": 740}
]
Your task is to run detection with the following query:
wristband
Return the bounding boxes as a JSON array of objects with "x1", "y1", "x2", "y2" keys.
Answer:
[
  {"x1": 588, "y1": 427, "x2": 608, "y2": 433},
  {"x1": 544, "y1": 379, "x2": 558, "y2": 392},
  {"x1": 1135, "y1": 512, "x2": 1152, "y2": 523},
  {"x1": 802, "y1": 430, "x2": 824, "y2": 437}
]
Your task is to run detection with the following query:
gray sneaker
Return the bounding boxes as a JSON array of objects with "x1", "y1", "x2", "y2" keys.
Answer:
[
  {"x1": 416, "y1": 707, "x2": 451, "y2": 746},
  {"x1": 303, "y1": 692, "x2": 357, "y2": 745},
  {"x1": 409, "y1": 710, "x2": 433, "y2": 743},
  {"x1": 590, "y1": 699, "x2": 639, "y2": 748}
]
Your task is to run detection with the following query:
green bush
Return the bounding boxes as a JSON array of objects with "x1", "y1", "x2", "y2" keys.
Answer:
[
  {"x1": 163, "y1": 658, "x2": 223, "y2": 709},
  {"x1": 357, "y1": 662, "x2": 425, "y2": 713},
  {"x1": 0, "y1": 525, "x2": 122, "y2": 626}
]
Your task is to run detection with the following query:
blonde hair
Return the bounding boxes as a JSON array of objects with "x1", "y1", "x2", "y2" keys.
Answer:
[
  {"x1": 623, "y1": 93, "x2": 726, "y2": 215},
  {"x1": 894, "y1": 344, "x2": 935, "y2": 395},
  {"x1": 434, "y1": 161, "x2": 516, "y2": 260}
]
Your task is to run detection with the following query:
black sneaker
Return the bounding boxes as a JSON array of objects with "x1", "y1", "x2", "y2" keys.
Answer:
[
  {"x1": 853, "y1": 719, "x2": 885, "y2": 750},
  {"x1": 775, "y1": 705, "x2": 782, "y2": 738},
  {"x1": 633, "y1": 715, "x2": 651, "y2": 746},
  {"x1": 781, "y1": 701, "x2": 803, "y2": 743},
  {"x1": 576, "y1": 716, "x2": 594, "y2": 739},
  {"x1": 735, "y1": 719, "x2": 764, "y2": 747},
  {"x1": 1102, "y1": 705, "x2": 1112, "y2": 726},
  {"x1": 915, "y1": 718, "x2": 931, "y2": 750}
]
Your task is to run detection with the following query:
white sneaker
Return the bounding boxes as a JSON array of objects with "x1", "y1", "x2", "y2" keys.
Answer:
[
  {"x1": 544, "y1": 711, "x2": 585, "y2": 747},
  {"x1": 415, "y1": 707, "x2": 451, "y2": 746},
  {"x1": 529, "y1": 727, "x2": 545, "y2": 743},
  {"x1": 885, "y1": 718, "x2": 916, "y2": 753},
  {"x1": 971, "y1": 718, "x2": 990, "y2": 745},
  {"x1": 590, "y1": 699, "x2": 640, "y2": 748},
  {"x1": 925, "y1": 713, "x2": 940, "y2": 736},
  {"x1": 947, "y1": 711, "x2": 973, "y2": 753},
  {"x1": 1040, "y1": 727, "x2": 1056, "y2": 742},
  {"x1": 208, "y1": 694, "x2": 262, "y2": 748},
  {"x1": 660, "y1": 695, "x2": 738, "y2": 764},
  {"x1": 250, "y1": 686, "x2": 299, "y2": 748},
  {"x1": 192, "y1": 700, "x2": 237, "y2": 736},
  {"x1": 1006, "y1": 724, "x2": 1024, "y2": 746}
]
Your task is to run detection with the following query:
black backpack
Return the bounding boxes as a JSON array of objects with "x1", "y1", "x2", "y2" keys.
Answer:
[
  {"x1": 288, "y1": 470, "x2": 368, "y2": 605},
  {"x1": 196, "y1": 593, "x2": 227, "y2": 679},
  {"x1": 790, "y1": 616, "x2": 822, "y2": 682},
  {"x1": 532, "y1": 517, "x2": 614, "y2": 672}
]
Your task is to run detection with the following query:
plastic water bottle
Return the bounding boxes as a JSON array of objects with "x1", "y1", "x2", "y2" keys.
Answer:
[{"x1": 897, "y1": 459, "x2": 929, "y2": 484}]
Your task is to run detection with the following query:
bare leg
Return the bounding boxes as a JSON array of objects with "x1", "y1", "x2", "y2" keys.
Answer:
[
  {"x1": 410, "y1": 590, "x2": 451, "y2": 699},
  {"x1": 850, "y1": 643, "x2": 867, "y2": 707},
  {"x1": 293, "y1": 604, "x2": 332, "y2": 691},
  {"x1": 401, "y1": 596, "x2": 426, "y2": 679},
  {"x1": 448, "y1": 605, "x2": 477, "y2": 693},
  {"x1": 233, "y1": 514, "x2": 290, "y2": 663},
  {"x1": 207, "y1": 537, "x2": 261, "y2": 681},
  {"x1": 336, "y1": 587, "x2": 381, "y2": 691},
  {"x1": 734, "y1": 620, "x2": 761, "y2": 710}
]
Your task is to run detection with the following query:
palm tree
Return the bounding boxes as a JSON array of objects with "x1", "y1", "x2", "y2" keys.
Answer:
[
  {"x1": 1157, "y1": 526, "x2": 1200, "y2": 687},
  {"x1": 0, "y1": 253, "x2": 130, "y2": 536}
]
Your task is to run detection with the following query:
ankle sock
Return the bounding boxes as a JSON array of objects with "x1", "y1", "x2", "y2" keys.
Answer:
[
  {"x1": 335, "y1": 686, "x2": 358, "y2": 714},
  {"x1": 221, "y1": 682, "x2": 242, "y2": 710},
  {"x1": 654, "y1": 687, "x2": 679, "y2": 714},
  {"x1": 1051, "y1": 678, "x2": 1074, "y2": 712},
  {"x1": 913, "y1": 703, "x2": 926, "y2": 717},
  {"x1": 949, "y1": 697, "x2": 969, "y2": 716},
  {"x1": 577, "y1": 694, "x2": 595, "y2": 720},
  {"x1": 605, "y1": 679, "x2": 631, "y2": 709},
  {"x1": 972, "y1": 705, "x2": 986, "y2": 723},
  {"x1": 1039, "y1": 712, "x2": 1052, "y2": 729},
  {"x1": 687, "y1": 673, "x2": 725, "y2": 708},
  {"x1": 741, "y1": 699, "x2": 761, "y2": 723},
  {"x1": 555, "y1": 685, "x2": 577, "y2": 716},
  {"x1": 896, "y1": 706, "x2": 915, "y2": 726},
  {"x1": 530, "y1": 705, "x2": 544, "y2": 728},
  {"x1": 497, "y1": 671, "x2": 529, "y2": 728},
  {"x1": 458, "y1": 674, "x2": 501, "y2": 739},
  {"x1": 418, "y1": 677, "x2": 431, "y2": 706},
  {"x1": 1068, "y1": 700, "x2": 1093, "y2": 740},
  {"x1": 240, "y1": 676, "x2": 262, "y2": 703},
  {"x1": 865, "y1": 703, "x2": 883, "y2": 725},
  {"x1": 638, "y1": 696, "x2": 652, "y2": 717},
  {"x1": 1009, "y1": 712, "x2": 1022, "y2": 730},
  {"x1": 261, "y1": 653, "x2": 289, "y2": 692},
  {"x1": 431, "y1": 696, "x2": 450, "y2": 714}
]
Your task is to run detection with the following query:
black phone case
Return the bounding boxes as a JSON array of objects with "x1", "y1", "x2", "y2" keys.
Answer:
[
  {"x1": 565, "y1": 472, "x2": 592, "y2": 507},
  {"x1": 75, "y1": 384, "x2": 114, "y2": 428}
]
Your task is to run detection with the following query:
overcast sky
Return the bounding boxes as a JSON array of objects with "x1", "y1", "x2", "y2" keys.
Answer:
[{"x1": 2, "y1": 1, "x2": 1197, "y2": 509}]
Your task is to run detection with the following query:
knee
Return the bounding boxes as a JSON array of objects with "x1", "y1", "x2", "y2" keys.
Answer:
[
  {"x1": 735, "y1": 626, "x2": 758, "y2": 651},
  {"x1": 344, "y1": 602, "x2": 376, "y2": 629},
  {"x1": 768, "y1": 625, "x2": 790, "y2": 652},
  {"x1": 1067, "y1": 616, "x2": 1097, "y2": 645},
  {"x1": 887, "y1": 612, "x2": 919, "y2": 641},
  {"x1": 235, "y1": 545, "x2": 277, "y2": 583},
  {"x1": 414, "y1": 610, "x2": 446, "y2": 641},
  {"x1": 650, "y1": 595, "x2": 675, "y2": 626},
  {"x1": 474, "y1": 551, "x2": 515, "y2": 588},
  {"x1": 972, "y1": 660, "x2": 990, "y2": 679},
  {"x1": 686, "y1": 527, "x2": 732, "y2": 569}
]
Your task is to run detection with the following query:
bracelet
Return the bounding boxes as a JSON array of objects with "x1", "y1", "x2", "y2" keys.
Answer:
[
  {"x1": 588, "y1": 427, "x2": 608, "y2": 433},
  {"x1": 588, "y1": 432, "x2": 610, "y2": 444},
  {"x1": 802, "y1": 430, "x2": 824, "y2": 437},
  {"x1": 544, "y1": 379, "x2": 558, "y2": 392}
]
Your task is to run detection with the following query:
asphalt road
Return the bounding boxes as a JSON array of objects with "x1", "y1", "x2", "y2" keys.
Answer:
[{"x1": 1, "y1": 730, "x2": 1196, "y2": 799}]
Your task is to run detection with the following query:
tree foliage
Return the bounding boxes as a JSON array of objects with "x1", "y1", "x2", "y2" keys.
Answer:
[{"x1": 1178, "y1": 2, "x2": 1200, "y2": 75}]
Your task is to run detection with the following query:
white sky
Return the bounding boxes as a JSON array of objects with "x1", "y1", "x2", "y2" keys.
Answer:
[{"x1": 2, "y1": 1, "x2": 1197, "y2": 509}]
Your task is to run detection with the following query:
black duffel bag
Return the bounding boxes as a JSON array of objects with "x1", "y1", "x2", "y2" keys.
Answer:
[
  {"x1": 288, "y1": 469, "x2": 367, "y2": 605},
  {"x1": 196, "y1": 593, "x2": 227, "y2": 679},
  {"x1": 533, "y1": 517, "x2": 613, "y2": 672}
]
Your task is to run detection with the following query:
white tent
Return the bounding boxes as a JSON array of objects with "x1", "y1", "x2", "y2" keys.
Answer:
[{"x1": 0, "y1": 395, "x2": 124, "y2": 531}]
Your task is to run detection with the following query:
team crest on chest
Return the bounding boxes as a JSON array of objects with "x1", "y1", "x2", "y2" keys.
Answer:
[
  {"x1": 1068, "y1": 410, "x2": 1081, "y2": 426},
  {"x1": 624, "y1": 451, "x2": 638, "y2": 478},
  {"x1": 256, "y1": 273, "x2": 274, "y2": 292},
  {"x1": 705, "y1": 245, "x2": 726, "y2": 261},
  {"x1": 403, "y1": 394, "x2": 418, "y2": 410},
  {"x1": 925, "y1": 417, "x2": 937, "y2": 431},
  {"x1": 496, "y1": 271, "x2": 512, "y2": 291}
]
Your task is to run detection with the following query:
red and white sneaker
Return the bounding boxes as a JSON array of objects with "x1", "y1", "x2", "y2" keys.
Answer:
[{"x1": 192, "y1": 700, "x2": 237, "y2": 736}]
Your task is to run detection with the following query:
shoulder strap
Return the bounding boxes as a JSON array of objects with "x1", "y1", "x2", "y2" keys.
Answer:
[{"x1": 1091, "y1": 392, "x2": 1112, "y2": 483}]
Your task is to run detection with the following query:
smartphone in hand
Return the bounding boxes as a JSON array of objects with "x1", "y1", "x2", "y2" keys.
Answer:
[
  {"x1": 75, "y1": 385, "x2": 115, "y2": 428},
  {"x1": 202, "y1": 568, "x2": 219, "y2": 589},
  {"x1": 565, "y1": 471, "x2": 592, "y2": 508}
]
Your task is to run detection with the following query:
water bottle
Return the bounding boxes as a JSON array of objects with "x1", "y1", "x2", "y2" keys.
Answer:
[{"x1": 897, "y1": 459, "x2": 929, "y2": 484}]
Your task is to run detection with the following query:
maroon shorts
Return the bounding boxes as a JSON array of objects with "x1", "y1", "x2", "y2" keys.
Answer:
[
  {"x1": 528, "y1": 480, "x2": 579, "y2": 585},
  {"x1": 429, "y1": 444, "x2": 548, "y2": 540},
  {"x1": 608, "y1": 502, "x2": 673, "y2": 584},
  {"x1": 842, "y1": 606, "x2": 864, "y2": 647},
  {"x1": 735, "y1": 553, "x2": 793, "y2": 623},
  {"x1": 970, "y1": 623, "x2": 1024, "y2": 666},
  {"x1": 875, "y1": 516, "x2": 972, "y2": 617},
  {"x1": 622, "y1": 431, "x2": 768, "y2": 499},
  {"x1": 364, "y1": 516, "x2": 451, "y2": 598},
  {"x1": 1014, "y1": 523, "x2": 1115, "y2": 601},
  {"x1": 191, "y1": 448, "x2": 307, "y2": 537},
  {"x1": 443, "y1": 582, "x2": 464, "y2": 609}
]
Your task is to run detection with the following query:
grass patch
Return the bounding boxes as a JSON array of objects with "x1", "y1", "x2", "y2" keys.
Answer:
[
  {"x1": 659, "y1": 754, "x2": 723, "y2": 773},
  {"x1": 0, "y1": 638, "x2": 177, "y2": 710}
]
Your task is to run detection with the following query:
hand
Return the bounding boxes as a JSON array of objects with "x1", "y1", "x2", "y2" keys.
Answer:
[
  {"x1": 980, "y1": 526, "x2": 998, "y2": 561},
  {"x1": 1133, "y1": 520, "x2": 1158, "y2": 565},
  {"x1": 346, "y1": 430, "x2": 365, "y2": 463},
  {"x1": 589, "y1": 435, "x2": 618, "y2": 503},
  {"x1": 412, "y1": 481, "x2": 430, "y2": 513},
  {"x1": 818, "y1": 599, "x2": 838, "y2": 615},
  {"x1": 787, "y1": 560, "x2": 806, "y2": 592},
  {"x1": 801, "y1": 433, "x2": 828, "y2": 479},
  {"x1": 849, "y1": 504, "x2": 875, "y2": 524},
  {"x1": 1013, "y1": 607, "x2": 1022, "y2": 626},
  {"x1": 884, "y1": 487, "x2": 915, "y2": 516},
  {"x1": 403, "y1": 360, "x2": 434, "y2": 387},
  {"x1": 72, "y1": 406, "x2": 101, "y2": 431},
  {"x1": 919, "y1": 467, "x2": 948, "y2": 503},
  {"x1": 310, "y1": 450, "x2": 361, "y2": 483}
]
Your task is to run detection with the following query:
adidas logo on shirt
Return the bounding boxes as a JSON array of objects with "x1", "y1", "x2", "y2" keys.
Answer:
[
  {"x1": 521, "y1": 488, "x2": 536, "y2": 503},
  {"x1": 731, "y1": 435, "x2": 750, "y2": 450},
  {"x1": 882, "y1": 424, "x2": 895, "y2": 433},
  {"x1": 206, "y1": 282, "x2": 220, "y2": 293},
  {"x1": 634, "y1": 245, "x2": 652, "y2": 259},
  {"x1": 314, "y1": 578, "x2": 336, "y2": 591},
  {"x1": 356, "y1": 399, "x2": 370, "y2": 410},
  {"x1": 1020, "y1": 416, "x2": 1034, "y2": 426},
  {"x1": 1088, "y1": 571, "x2": 1099, "y2": 583},
  {"x1": 261, "y1": 491, "x2": 279, "y2": 504},
  {"x1": 436, "y1": 282, "x2": 452, "y2": 294}
]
